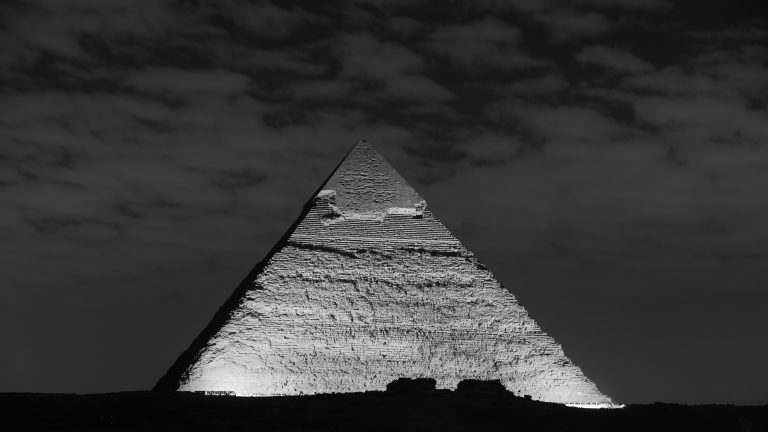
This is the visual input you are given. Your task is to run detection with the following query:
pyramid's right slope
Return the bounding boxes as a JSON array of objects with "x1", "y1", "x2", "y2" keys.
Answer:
[{"x1": 158, "y1": 141, "x2": 614, "y2": 406}]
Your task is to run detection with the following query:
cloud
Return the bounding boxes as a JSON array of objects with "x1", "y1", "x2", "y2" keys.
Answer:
[
  {"x1": 469, "y1": 0, "x2": 557, "y2": 13},
  {"x1": 457, "y1": 133, "x2": 527, "y2": 165},
  {"x1": 485, "y1": 100, "x2": 631, "y2": 146},
  {"x1": 334, "y1": 33, "x2": 455, "y2": 102},
  {"x1": 574, "y1": 45, "x2": 654, "y2": 74},
  {"x1": 535, "y1": 10, "x2": 612, "y2": 42},
  {"x1": 386, "y1": 76, "x2": 456, "y2": 102},
  {"x1": 350, "y1": 0, "x2": 421, "y2": 11},
  {"x1": 464, "y1": 0, "x2": 668, "y2": 46},
  {"x1": 231, "y1": 48, "x2": 329, "y2": 76},
  {"x1": 621, "y1": 45, "x2": 768, "y2": 99},
  {"x1": 336, "y1": 33, "x2": 422, "y2": 80},
  {"x1": 283, "y1": 80, "x2": 356, "y2": 100},
  {"x1": 507, "y1": 74, "x2": 570, "y2": 94},
  {"x1": 122, "y1": 68, "x2": 253, "y2": 96},
  {"x1": 209, "y1": 1, "x2": 311, "y2": 39},
  {"x1": 0, "y1": 0, "x2": 328, "y2": 83},
  {"x1": 210, "y1": 168, "x2": 268, "y2": 190},
  {"x1": 387, "y1": 16, "x2": 428, "y2": 37},
  {"x1": 691, "y1": 47, "x2": 768, "y2": 97},
  {"x1": 633, "y1": 96, "x2": 768, "y2": 146},
  {"x1": 622, "y1": 69, "x2": 722, "y2": 96},
  {"x1": 521, "y1": 105, "x2": 631, "y2": 143},
  {"x1": 687, "y1": 27, "x2": 768, "y2": 41},
  {"x1": 0, "y1": 0, "x2": 178, "y2": 66},
  {"x1": 426, "y1": 18, "x2": 548, "y2": 70},
  {"x1": 575, "y1": 0, "x2": 672, "y2": 10},
  {"x1": 470, "y1": 0, "x2": 672, "y2": 14}
]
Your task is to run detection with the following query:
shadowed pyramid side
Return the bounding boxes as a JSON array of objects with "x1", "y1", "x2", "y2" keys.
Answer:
[{"x1": 156, "y1": 140, "x2": 614, "y2": 406}]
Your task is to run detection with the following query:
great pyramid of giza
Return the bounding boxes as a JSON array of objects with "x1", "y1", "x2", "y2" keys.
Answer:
[{"x1": 156, "y1": 140, "x2": 614, "y2": 406}]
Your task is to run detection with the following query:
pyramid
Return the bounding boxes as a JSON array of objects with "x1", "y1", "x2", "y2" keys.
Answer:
[{"x1": 156, "y1": 140, "x2": 614, "y2": 406}]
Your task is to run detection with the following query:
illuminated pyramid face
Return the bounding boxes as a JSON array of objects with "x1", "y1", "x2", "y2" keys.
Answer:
[{"x1": 157, "y1": 141, "x2": 613, "y2": 406}]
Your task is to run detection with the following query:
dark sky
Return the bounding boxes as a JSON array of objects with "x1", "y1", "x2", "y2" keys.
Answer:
[{"x1": 1, "y1": 0, "x2": 767, "y2": 405}]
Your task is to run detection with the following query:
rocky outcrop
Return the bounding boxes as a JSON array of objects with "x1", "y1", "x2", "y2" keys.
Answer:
[
  {"x1": 386, "y1": 378, "x2": 437, "y2": 393},
  {"x1": 456, "y1": 379, "x2": 508, "y2": 395},
  {"x1": 157, "y1": 140, "x2": 614, "y2": 406}
]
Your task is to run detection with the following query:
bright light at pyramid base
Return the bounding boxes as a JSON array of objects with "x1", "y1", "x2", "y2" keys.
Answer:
[
  {"x1": 566, "y1": 403, "x2": 626, "y2": 409},
  {"x1": 196, "y1": 390, "x2": 625, "y2": 409}
]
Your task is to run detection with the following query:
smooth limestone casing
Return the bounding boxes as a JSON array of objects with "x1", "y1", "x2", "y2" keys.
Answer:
[{"x1": 172, "y1": 141, "x2": 613, "y2": 405}]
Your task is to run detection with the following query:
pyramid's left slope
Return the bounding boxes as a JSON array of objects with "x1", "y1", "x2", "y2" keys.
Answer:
[{"x1": 153, "y1": 144, "x2": 358, "y2": 393}]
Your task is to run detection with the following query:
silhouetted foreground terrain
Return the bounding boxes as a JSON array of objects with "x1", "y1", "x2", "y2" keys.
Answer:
[{"x1": 3, "y1": 390, "x2": 766, "y2": 431}]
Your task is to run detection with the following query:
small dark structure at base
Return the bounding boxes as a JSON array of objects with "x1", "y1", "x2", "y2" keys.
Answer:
[
  {"x1": 455, "y1": 379, "x2": 508, "y2": 395},
  {"x1": 385, "y1": 378, "x2": 510, "y2": 396},
  {"x1": 386, "y1": 378, "x2": 437, "y2": 393}
]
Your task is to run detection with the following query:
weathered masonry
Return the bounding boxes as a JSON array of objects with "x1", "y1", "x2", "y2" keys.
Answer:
[{"x1": 156, "y1": 140, "x2": 615, "y2": 407}]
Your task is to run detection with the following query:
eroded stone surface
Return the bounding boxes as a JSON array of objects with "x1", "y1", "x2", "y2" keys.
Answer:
[{"x1": 170, "y1": 141, "x2": 613, "y2": 405}]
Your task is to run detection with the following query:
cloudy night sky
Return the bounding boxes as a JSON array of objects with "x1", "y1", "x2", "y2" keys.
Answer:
[{"x1": 1, "y1": 0, "x2": 767, "y2": 405}]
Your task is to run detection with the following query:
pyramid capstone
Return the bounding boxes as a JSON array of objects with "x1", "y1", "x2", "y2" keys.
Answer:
[{"x1": 156, "y1": 140, "x2": 614, "y2": 406}]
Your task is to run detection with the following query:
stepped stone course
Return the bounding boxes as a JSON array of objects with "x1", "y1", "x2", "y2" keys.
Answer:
[{"x1": 157, "y1": 140, "x2": 613, "y2": 406}]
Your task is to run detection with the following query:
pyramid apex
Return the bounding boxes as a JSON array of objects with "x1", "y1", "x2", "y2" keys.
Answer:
[
  {"x1": 347, "y1": 138, "x2": 376, "y2": 156},
  {"x1": 318, "y1": 140, "x2": 424, "y2": 215}
]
